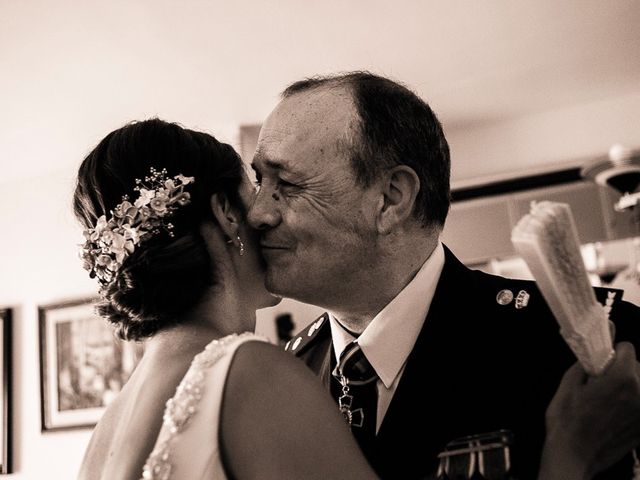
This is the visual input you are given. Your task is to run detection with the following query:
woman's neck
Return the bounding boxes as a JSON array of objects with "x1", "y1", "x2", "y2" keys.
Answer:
[{"x1": 144, "y1": 279, "x2": 258, "y2": 356}]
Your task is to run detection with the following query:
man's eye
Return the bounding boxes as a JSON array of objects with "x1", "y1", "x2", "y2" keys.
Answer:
[{"x1": 278, "y1": 179, "x2": 296, "y2": 189}]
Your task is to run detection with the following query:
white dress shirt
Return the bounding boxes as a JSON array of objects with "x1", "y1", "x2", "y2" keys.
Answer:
[{"x1": 328, "y1": 242, "x2": 445, "y2": 432}]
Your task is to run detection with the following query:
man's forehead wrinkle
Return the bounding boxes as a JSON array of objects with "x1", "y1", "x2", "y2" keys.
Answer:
[
  {"x1": 254, "y1": 128, "x2": 288, "y2": 166},
  {"x1": 253, "y1": 86, "x2": 358, "y2": 180},
  {"x1": 257, "y1": 124, "x2": 289, "y2": 149},
  {"x1": 287, "y1": 109, "x2": 355, "y2": 151},
  {"x1": 253, "y1": 152, "x2": 285, "y2": 172}
]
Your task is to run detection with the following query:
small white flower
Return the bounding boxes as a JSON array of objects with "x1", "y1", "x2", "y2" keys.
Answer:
[
  {"x1": 79, "y1": 167, "x2": 196, "y2": 288},
  {"x1": 175, "y1": 174, "x2": 195, "y2": 185},
  {"x1": 134, "y1": 188, "x2": 155, "y2": 207}
]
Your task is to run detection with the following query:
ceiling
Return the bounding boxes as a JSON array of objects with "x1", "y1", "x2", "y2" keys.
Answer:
[{"x1": 1, "y1": 0, "x2": 639, "y2": 182}]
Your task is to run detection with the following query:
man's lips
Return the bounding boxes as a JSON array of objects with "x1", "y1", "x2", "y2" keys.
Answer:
[{"x1": 260, "y1": 244, "x2": 289, "y2": 260}]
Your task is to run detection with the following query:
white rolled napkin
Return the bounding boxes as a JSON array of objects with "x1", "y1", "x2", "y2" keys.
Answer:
[{"x1": 511, "y1": 201, "x2": 614, "y2": 376}]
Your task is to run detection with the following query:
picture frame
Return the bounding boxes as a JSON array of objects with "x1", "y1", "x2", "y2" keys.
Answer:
[
  {"x1": 0, "y1": 309, "x2": 12, "y2": 474},
  {"x1": 38, "y1": 298, "x2": 144, "y2": 432}
]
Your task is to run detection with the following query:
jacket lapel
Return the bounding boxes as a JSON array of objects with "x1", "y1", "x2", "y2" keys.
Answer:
[{"x1": 374, "y1": 247, "x2": 485, "y2": 478}]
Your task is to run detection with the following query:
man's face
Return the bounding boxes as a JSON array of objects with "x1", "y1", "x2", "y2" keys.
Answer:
[{"x1": 248, "y1": 88, "x2": 380, "y2": 308}]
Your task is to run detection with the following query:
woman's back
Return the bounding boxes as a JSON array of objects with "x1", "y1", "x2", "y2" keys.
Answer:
[
  {"x1": 78, "y1": 331, "x2": 377, "y2": 480},
  {"x1": 77, "y1": 335, "x2": 206, "y2": 480}
]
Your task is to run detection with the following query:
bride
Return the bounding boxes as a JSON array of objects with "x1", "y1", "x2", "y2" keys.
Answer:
[
  {"x1": 74, "y1": 118, "x2": 375, "y2": 479},
  {"x1": 75, "y1": 119, "x2": 640, "y2": 479}
]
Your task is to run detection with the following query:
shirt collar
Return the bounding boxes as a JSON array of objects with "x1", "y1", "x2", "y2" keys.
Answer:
[{"x1": 329, "y1": 242, "x2": 445, "y2": 388}]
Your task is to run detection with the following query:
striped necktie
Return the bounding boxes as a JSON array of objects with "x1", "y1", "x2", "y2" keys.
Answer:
[{"x1": 332, "y1": 341, "x2": 378, "y2": 452}]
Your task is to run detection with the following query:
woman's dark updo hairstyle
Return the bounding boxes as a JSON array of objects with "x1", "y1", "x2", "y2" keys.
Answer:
[{"x1": 74, "y1": 119, "x2": 246, "y2": 341}]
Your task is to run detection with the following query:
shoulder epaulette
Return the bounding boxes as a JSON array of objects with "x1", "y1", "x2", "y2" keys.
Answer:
[{"x1": 284, "y1": 312, "x2": 330, "y2": 356}]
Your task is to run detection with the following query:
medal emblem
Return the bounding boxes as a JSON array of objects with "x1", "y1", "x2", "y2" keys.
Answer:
[
  {"x1": 515, "y1": 290, "x2": 530, "y2": 309},
  {"x1": 337, "y1": 375, "x2": 365, "y2": 428},
  {"x1": 496, "y1": 289, "x2": 514, "y2": 306}
]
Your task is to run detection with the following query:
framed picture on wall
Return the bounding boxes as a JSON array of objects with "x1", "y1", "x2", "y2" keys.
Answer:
[
  {"x1": 38, "y1": 298, "x2": 144, "y2": 432},
  {"x1": 0, "y1": 309, "x2": 12, "y2": 474}
]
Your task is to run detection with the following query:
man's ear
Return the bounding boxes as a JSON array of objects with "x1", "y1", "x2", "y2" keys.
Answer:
[
  {"x1": 210, "y1": 193, "x2": 241, "y2": 242},
  {"x1": 376, "y1": 165, "x2": 420, "y2": 235}
]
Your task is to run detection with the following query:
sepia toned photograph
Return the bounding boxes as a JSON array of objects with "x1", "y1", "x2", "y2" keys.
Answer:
[
  {"x1": 38, "y1": 299, "x2": 143, "y2": 432},
  {"x1": 2, "y1": 1, "x2": 640, "y2": 477}
]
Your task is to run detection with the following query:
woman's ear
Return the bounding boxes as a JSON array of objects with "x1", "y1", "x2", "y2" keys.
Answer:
[
  {"x1": 210, "y1": 193, "x2": 241, "y2": 242},
  {"x1": 376, "y1": 165, "x2": 421, "y2": 235}
]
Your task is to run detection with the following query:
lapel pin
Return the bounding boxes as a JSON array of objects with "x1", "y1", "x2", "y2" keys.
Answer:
[
  {"x1": 515, "y1": 290, "x2": 530, "y2": 309},
  {"x1": 496, "y1": 289, "x2": 514, "y2": 306}
]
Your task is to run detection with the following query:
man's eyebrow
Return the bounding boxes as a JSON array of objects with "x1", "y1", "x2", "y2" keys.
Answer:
[{"x1": 251, "y1": 152, "x2": 285, "y2": 172}]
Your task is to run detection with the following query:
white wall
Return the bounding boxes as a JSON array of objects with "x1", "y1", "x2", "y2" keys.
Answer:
[
  {"x1": 448, "y1": 91, "x2": 640, "y2": 185},
  {"x1": 2, "y1": 171, "x2": 97, "y2": 478}
]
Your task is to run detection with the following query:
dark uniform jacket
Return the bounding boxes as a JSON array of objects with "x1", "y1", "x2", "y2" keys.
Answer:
[{"x1": 286, "y1": 245, "x2": 640, "y2": 479}]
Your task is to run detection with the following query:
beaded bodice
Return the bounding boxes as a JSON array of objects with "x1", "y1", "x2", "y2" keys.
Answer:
[{"x1": 141, "y1": 332, "x2": 260, "y2": 480}]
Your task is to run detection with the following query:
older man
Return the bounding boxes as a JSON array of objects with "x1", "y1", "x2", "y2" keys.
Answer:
[{"x1": 248, "y1": 72, "x2": 640, "y2": 479}]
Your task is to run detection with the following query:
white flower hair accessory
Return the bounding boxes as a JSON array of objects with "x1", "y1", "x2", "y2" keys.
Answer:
[{"x1": 80, "y1": 167, "x2": 195, "y2": 288}]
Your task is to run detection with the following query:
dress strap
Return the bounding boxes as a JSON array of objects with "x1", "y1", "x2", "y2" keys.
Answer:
[{"x1": 141, "y1": 332, "x2": 265, "y2": 479}]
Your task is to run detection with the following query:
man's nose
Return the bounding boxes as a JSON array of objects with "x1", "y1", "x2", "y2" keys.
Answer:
[{"x1": 247, "y1": 189, "x2": 281, "y2": 230}]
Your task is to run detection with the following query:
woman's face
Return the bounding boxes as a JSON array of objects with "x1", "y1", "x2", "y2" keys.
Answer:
[{"x1": 237, "y1": 171, "x2": 281, "y2": 310}]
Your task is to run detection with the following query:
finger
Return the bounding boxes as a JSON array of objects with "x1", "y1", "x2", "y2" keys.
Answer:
[
  {"x1": 614, "y1": 341, "x2": 636, "y2": 365},
  {"x1": 615, "y1": 342, "x2": 640, "y2": 383},
  {"x1": 587, "y1": 342, "x2": 631, "y2": 382},
  {"x1": 560, "y1": 360, "x2": 588, "y2": 387},
  {"x1": 590, "y1": 342, "x2": 638, "y2": 386}
]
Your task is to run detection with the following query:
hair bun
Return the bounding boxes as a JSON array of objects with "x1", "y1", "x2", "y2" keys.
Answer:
[
  {"x1": 74, "y1": 119, "x2": 245, "y2": 341},
  {"x1": 95, "y1": 234, "x2": 213, "y2": 340},
  {"x1": 96, "y1": 255, "x2": 159, "y2": 340}
]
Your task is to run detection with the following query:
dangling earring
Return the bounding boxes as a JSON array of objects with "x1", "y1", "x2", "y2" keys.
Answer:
[
  {"x1": 237, "y1": 235, "x2": 245, "y2": 256},
  {"x1": 226, "y1": 235, "x2": 245, "y2": 256}
]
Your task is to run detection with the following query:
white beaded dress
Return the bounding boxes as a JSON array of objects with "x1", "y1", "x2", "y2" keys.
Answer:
[{"x1": 140, "y1": 332, "x2": 265, "y2": 480}]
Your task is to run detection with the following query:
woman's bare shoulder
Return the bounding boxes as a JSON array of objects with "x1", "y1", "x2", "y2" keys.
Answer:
[
  {"x1": 228, "y1": 339, "x2": 308, "y2": 381},
  {"x1": 220, "y1": 339, "x2": 377, "y2": 480}
]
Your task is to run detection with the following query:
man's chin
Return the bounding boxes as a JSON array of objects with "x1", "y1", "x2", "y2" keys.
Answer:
[{"x1": 264, "y1": 269, "x2": 294, "y2": 299}]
